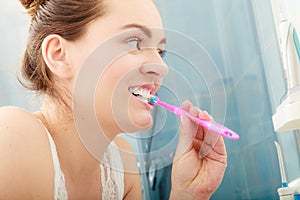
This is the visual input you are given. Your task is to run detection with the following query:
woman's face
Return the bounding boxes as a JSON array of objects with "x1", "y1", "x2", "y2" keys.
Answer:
[{"x1": 69, "y1": 0, "x2": 168, "y2": 137}]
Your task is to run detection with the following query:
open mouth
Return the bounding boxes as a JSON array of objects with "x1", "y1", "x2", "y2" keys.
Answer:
[{"x1": 128, "y1": 86, "x2": 151, "y2": 103}]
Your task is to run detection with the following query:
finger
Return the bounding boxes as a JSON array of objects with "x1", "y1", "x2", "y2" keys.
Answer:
[
  {"x1": 186, "y1": 105, "x2": 202, "y2": 139},
  {"x1": 192, "y1": 138, "x2": 202, "y2": 152},
  {"x1": 209, "y1": 133, "x2": 227, "y2": 157},
  {"x1": 199, "y1": 131, "x2": 220, "y2": 158},
  {"x1": 195, "y1": 110, "x2": 213, "y2": 140},
  {"x1": 174, "y1": 101, "x2": 197, "y2": 161},
  {"x1": 199, "y1": 110, "x2": 213, "y2": 121},
  {"x1": 189, "y1": 106, "x2": 199, "y2": 118},
  {"x1": 196, "y1": 135, "x2": 227, "y2": 166},
  {"x1": 181, "y1": 100, "x2": 192, "y2": 111}
]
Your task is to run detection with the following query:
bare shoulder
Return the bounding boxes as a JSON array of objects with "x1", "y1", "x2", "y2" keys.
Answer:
[
  {"x1": 0, "y1": 106, "x2": 54, "y2": 199},
  {"x1": 0, "y1": 106, "x2": 49, "y2": 142},
  {"x1": 0, "y1": 106, "x2": 40, "y2": 126},
  {"x1": 114, "y1": 135, "x2": 142, "y2": 200}
]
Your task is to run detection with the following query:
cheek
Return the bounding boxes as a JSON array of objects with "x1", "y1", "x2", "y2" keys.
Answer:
[
  {"x1": 94, "y1": 89, "x2": 153, "y2": 134},
  {"x1": 95, "y1": 55, "x2": 142, "y2": 109},
  {"x1": 93, "y1": 70, "x2": 125, "y2": 133},
  {"x1": 95, "y1": 81, "x2": 154, "y2": 134},
  {"x1": 94, "y1": 56, "x2": 154, "y2": 133}
]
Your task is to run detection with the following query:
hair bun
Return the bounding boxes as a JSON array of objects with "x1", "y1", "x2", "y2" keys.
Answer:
[
  {"x1": 19, "y1": 0, "x2": 44, "y2": 18},
  {"x1": 19, "y1": 0, "x2": 34, "y2": 9}
]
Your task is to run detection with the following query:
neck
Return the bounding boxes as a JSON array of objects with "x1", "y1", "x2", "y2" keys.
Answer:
[{"x1": 37, "y1": 96, "x2": 110, "y2": 177}]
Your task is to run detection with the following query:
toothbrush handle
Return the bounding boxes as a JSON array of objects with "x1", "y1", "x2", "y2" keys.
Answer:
[
  {"x1": 157, "y1": 100, "x2": 240, "y2": 140},
  {"x1": 182, "y1": 110, "x2": 239, "y2": 140}
]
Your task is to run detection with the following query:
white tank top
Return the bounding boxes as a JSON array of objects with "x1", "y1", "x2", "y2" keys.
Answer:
[{"x1": 45, "y1": 129, "x2": 124, "y2": 200}]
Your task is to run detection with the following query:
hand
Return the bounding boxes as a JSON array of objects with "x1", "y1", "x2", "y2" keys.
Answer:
[{"x1": 170, "y1": 101, "x2": 227, "y2": 200}]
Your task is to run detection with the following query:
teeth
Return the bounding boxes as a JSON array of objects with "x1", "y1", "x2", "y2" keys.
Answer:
[{"x1": 129, "y1": 87, "x2": 150, "y2": 99}]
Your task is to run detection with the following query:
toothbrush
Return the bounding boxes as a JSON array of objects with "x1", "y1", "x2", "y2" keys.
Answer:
[{"x1": 147, "y1": 95, "x2": 240, "y2": 140}]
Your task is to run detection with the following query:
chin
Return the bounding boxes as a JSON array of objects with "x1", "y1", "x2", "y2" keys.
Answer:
[
  {"x1": 113, "y1": 111, "x2": 153, "y2": 133},
  {"x1": 137, "y1": 117, "x2": 153, "y2": 131},
  {"x1": 127, "y1": 113, "x2": 154, "y2": 133}
]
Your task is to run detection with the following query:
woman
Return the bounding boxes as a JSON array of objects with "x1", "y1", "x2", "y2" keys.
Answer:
[{"x1": 0, "y1": 0, "x2": 227, "y2": 199}]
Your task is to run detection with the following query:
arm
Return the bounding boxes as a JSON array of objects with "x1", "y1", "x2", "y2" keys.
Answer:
[
  {"x1": 114, "y1": 136, "x2": 142, "y2": 200},
  {"x1": 0, "y1": 107, "x2": 54, "y2": 199}
]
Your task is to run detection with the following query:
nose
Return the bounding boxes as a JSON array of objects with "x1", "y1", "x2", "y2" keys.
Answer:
[{"x1": 139, "y1": 49, "x2": 169, "y2": 78}]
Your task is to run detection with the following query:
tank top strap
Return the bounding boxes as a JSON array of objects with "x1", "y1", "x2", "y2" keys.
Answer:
[
  {"x1": 100, "y1": 141, "x2": 125, "y2": 200},
  {"x1": 45, "y1": 129, "x2": 68, "y2": 200}
]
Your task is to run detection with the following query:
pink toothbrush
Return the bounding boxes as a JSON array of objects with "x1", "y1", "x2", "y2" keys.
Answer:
[{"x1": 147, "y1": 95, "x2": 240, "y2": 140}]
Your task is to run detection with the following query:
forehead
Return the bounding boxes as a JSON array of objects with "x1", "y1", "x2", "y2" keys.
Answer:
[{"x1": 105, "y1": 0, "x2": 163, "y2": 29}]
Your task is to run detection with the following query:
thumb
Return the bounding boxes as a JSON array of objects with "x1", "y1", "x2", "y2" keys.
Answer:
[{"x1": 174, "y1": 102, "x2": 197, "y2": 161}]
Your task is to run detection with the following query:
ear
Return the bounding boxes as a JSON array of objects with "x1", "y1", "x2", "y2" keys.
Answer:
[{"x1": 41, "y1": 34, "x2": 73, "y2": 79}]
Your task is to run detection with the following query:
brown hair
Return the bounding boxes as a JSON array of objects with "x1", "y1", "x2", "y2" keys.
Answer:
[{"x1": 19, "y1": 0, "x2": 108, "y2": 106}]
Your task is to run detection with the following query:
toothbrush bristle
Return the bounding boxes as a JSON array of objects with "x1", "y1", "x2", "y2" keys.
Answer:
[{"x1": 148, "y1": 95, "x2": 157, "y2": 104}]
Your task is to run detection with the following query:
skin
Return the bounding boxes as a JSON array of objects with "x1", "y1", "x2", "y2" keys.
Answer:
[{"x1": 0, "y1": 0, "x2": 227, "y2": 199}]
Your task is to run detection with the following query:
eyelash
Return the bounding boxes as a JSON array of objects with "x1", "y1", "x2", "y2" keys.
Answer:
[
  {"x1": 126, "y1": 37, "x2": 166, "y2": 58},
  {"x1": 126, "y1": 37, "x2": 143, "y2": 51},
  {"x1": 158, "y1": 49, "x2": 166, "y2": 58}
]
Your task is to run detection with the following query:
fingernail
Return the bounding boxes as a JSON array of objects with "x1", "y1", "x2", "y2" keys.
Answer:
[
  {"x1": 199, "y1": 111, "x2": 211, "y2": 120},
  {"x1": 199, "y1": 112, "x2": 206, "y2": 118}
]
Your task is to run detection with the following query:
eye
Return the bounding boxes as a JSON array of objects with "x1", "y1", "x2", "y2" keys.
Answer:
[
  {"x1": 126, "y1": 37, "x2": 142, "y2": 51},
  {"x1": 158, "y1": 49, "x2": 166, "y2": 58}
]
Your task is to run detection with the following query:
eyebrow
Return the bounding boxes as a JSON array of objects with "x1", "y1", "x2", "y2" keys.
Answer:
[{"x1": 121, "y1": 23, "x2": 167, "y2": 45}]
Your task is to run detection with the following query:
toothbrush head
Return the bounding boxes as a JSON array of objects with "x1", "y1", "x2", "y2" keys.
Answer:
[{"x1": 147, "y1": 95, "x2": 158, "y2": 105}]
